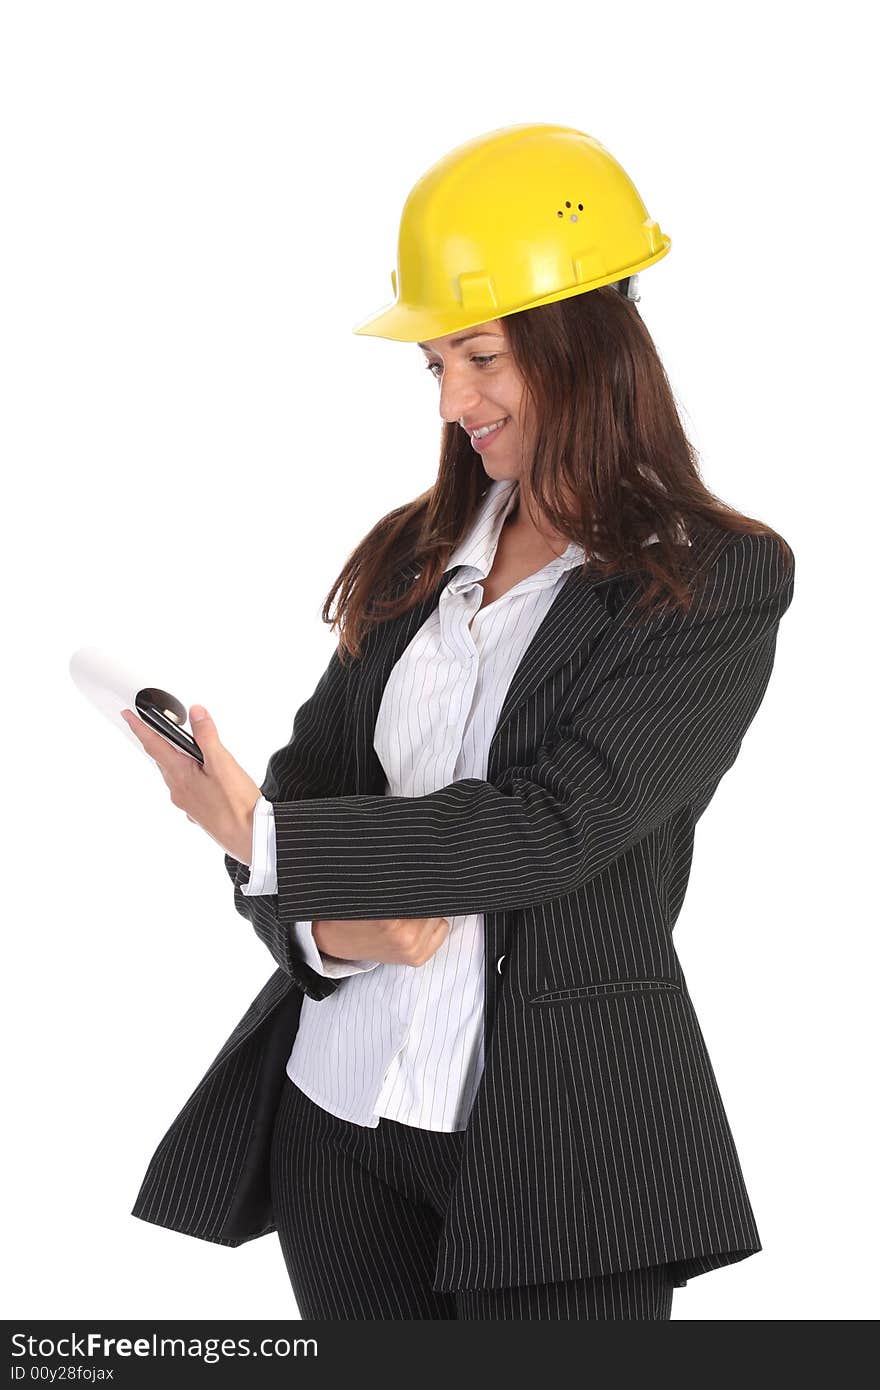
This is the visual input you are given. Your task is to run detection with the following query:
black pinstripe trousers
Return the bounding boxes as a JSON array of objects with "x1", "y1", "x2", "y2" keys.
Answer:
[{"x1": 269, "y1": 1073, "x2": 675, "y2": 1320}]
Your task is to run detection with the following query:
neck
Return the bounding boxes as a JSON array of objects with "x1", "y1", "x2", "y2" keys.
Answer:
[{"x1": 505, "y1": 483, "x2": 570, "y2": 559}]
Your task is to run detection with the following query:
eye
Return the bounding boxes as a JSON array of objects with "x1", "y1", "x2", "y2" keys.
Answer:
[{"x1": 423, "y1": 354, "x2": 498, "y2": 379}]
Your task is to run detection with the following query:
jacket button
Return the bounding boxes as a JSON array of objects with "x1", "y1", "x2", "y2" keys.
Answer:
[{"x1": 496, "y1": 954, "x2": 506, "y2": 975}]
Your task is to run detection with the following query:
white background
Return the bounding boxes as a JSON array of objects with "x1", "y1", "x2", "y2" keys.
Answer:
[{"x1": 2, "y1": 0, "x2": 875, "y2": 1322}]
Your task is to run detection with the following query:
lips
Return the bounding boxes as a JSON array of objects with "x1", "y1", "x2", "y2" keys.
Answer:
[
  {"x1": 469, "y1": 416, "x2": 509, "y2": 437},
  {"x1": 469, "y1": 416, "x2": 510, "y2": 450}
]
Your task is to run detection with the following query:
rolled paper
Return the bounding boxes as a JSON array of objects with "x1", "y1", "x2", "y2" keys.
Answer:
[{"x1": 69, "y1": 645, "x2": 190, "y2": 761}]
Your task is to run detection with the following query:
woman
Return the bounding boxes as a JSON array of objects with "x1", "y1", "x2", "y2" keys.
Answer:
[{"x1": 126, "y1": 124, "x2": 796, "y2": 1321}]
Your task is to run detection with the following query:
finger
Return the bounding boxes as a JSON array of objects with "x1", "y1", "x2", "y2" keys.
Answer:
[
  {"x1": 188, "y1": 706, "x2": 222, "y2": 770},
  {"x1": 428, "y1": 916, "x2": 450, "y2": 944},
  {"x1": 119, "y1": 708, "x2": 169, "y2": 763},
  {"x1": 120, "y1": 709, "x2": 191, "y2": 776}
]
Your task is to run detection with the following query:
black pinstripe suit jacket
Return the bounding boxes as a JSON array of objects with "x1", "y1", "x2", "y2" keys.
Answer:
[{"x1": 131, "y1": 522, "x2": 795, "y2": 1292}]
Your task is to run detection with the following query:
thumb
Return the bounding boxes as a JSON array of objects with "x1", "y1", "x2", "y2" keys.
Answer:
[{"x1": 189, "y1": 705, "x2": 220, "y2": 757}]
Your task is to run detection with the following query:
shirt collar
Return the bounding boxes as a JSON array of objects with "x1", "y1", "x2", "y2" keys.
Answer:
[
  {"x1": 444, "y1": 479, "x2": 585, "y2": 588},
  {"x1": 442, "y1": 476, "x2": 671, "y2": 587}
]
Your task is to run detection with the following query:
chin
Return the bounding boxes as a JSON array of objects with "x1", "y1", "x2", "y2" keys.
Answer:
[{"x1": 483, "y1": 461, "x2": 519, "y2": 482}]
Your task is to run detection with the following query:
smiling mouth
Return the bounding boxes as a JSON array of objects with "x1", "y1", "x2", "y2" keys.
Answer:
[{"x1": 470, "y1": 416, "x2": 510, "y2": 444}]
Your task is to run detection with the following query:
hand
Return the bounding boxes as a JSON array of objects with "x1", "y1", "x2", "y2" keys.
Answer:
[
  {"x1": 120, "y1": 704, "x2": 261, "y2": 865},
  {"x1": 312, "y1": 916, "x2": 451, "y2": 967}
]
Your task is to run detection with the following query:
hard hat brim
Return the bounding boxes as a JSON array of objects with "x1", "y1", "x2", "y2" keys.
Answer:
[{"x1": 351, "y1": 238, "x2": 671, "y2": 343}]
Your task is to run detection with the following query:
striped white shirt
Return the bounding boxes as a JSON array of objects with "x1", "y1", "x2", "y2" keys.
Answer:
[{"x1": 244, "y1": 477, "x2": 602, "y2": 1130}]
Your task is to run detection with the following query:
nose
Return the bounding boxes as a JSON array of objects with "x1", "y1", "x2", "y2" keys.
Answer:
[{"x1": 438, "y1": 370, "x2": 483, "y2": 427}]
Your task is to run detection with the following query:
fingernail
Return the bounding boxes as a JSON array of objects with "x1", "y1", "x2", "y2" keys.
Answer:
[{"x1": 191, "y1": 706, "x2": 208, "y2": 722}]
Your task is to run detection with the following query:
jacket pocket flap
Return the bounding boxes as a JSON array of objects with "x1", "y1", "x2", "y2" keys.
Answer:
[{"x1": 529, "y1": 978, "x2": 683, "y2": 1004}]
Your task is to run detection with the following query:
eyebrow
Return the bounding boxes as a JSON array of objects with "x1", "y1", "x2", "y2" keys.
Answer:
[{"x1": 417, "y1": 332, "x2": 503, "y2": 351}]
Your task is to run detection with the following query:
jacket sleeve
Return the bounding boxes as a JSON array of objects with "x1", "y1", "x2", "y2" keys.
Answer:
[
  {"x1": 269, "y1": 532, "x2": 795, "y2": 922},
  {"x1": 223, "y1": 640, "x2": 358, "y2": 999},
  {"x1": 242, "y1": 795, "x2": 381, "y2": 976}
]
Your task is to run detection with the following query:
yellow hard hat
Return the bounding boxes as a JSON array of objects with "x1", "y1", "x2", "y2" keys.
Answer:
[{"x1": 352, "y1": 122, "x2": 671, "y2": 344}]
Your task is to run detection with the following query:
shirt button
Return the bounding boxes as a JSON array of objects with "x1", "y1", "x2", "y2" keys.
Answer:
[{"x1": 496, "y1": 954, "x2": 506, "y2": 975}]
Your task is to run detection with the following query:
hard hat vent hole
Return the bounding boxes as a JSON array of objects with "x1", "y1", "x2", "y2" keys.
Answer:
[{"x1": 557, "y1": 200, "x2": 585, "y2": 220}]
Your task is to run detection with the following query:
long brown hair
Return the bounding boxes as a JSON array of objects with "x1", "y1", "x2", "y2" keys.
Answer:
[{"x1": 323, "y1": 286, "x2": 794, "y2": 665}]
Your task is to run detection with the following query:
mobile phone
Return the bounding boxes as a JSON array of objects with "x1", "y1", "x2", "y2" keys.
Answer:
[{"x1": 134, "y1": 687, "x2": 205, "y2": 765}]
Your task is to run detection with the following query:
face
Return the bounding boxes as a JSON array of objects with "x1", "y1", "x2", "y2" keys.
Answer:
[{"x1": 417, "y1": 318, "x2": 532, "y2": 482}]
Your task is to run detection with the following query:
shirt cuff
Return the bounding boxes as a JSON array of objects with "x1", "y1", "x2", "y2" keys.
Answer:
[
  {"x1": 240, "y1": 794, "x2": 278, "y2": 895},
  {"x1": 291, "y1": 920, "x2": 381, "y2": 979}
]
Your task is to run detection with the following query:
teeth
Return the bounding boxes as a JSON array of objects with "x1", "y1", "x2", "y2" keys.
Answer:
[{"x1": 473, "y1": 417, "x2": 508, "y2": 438}]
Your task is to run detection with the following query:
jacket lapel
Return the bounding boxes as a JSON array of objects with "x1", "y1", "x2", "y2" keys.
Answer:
[
  {"x1": 351, "y1": 559, "x2": 623, "y2": 795},
  {"x1": 352, "y1": 563, "x2": 455, "y2": 794},
  {"x1": 485, "y1": 566, "x2": 619, "y2": 776},
  {"x1": 486, "y1": 522, "x2": 733, "y2": 773},
  {"x1": 351, "y1": 522, "x2": 733, "y2": 796}
]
